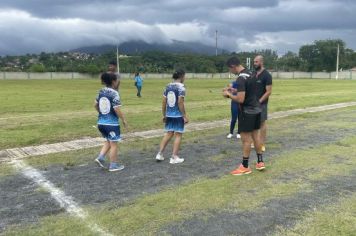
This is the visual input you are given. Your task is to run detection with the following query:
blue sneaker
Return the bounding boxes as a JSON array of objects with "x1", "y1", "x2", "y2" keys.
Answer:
[
  {"x1": 109, "y1": 163, "x2": 125, "y2": 172},
  {"x1": 95, "y1": 158, "x2": 106, "y2": 168}
]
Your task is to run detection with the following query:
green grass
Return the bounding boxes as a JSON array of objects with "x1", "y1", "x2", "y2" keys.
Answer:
[
  {"x1": 5, "y1": 134, "x2": 356, "y2": 235},
  {"x1": 274, "y1": 194, "x2": 356, "y2": 236},
  {"x1": 4, "y1": 108, "x2": 356, "y2": 235},
  {"x1": 0, "y1": 78, "x2": 356, "y2": 149}
]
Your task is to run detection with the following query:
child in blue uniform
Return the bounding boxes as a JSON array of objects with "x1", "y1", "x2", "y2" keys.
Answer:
[
  {"x1": 94, "y1": 72, "x2": 128, "y2": 172},
  {"x1": 134, "y1": 72, "x2": 143, "y2": 97},
  {"x1": 155, "y1": 69, "x2": 188, "y2": 164}
]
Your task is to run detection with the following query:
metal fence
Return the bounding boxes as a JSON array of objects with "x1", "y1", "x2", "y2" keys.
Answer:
[{"x1": 0, "y1": 71, "x2": 355, "y2": 80}]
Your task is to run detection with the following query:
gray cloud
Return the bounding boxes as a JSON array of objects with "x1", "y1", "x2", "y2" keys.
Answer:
[{"x1": 0, "y1": 0, "x2": 355, "y2": 55}]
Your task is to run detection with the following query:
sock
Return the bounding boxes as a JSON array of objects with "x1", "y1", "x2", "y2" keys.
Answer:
[
  {"x1": 242, "y1": 157, "x2": 249, "y2": 168},
  {"x1": 97, "y1": 154, "x2": 105, "y2": 161},
  {"x1": 257, "y1": 153, "x2": 263, "y2": 163}
]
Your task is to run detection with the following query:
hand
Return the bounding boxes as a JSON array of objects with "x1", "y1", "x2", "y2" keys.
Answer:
[
  {"x1": 122, "y1": 119, "x2": 128, "y2": 129},
  {"x1": 162, "y1": 116, "x2": 167, "y2": 123},
  {"x1": 222, "y1": 89, "x2": 230, "y2": 98},
  {"x1": 229, "y1": 88, "x2": 238, "y2": 94},
  {"x1": 183, "y1": 116, "x2": 189, "y2": 124}
]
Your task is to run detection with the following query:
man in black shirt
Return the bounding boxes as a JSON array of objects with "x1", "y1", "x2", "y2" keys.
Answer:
[
  {"x1": 254, "y1": 55, "x2": 272, "y2": 152},
  {"x1": 223, "y1": 57, "x2": 266, "y2": 175}
]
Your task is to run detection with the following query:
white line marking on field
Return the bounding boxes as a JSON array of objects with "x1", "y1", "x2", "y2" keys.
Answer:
[
  {"x1": 1, "y1": 101, "x2": 356, "y2": 162},
  {"x1": 11, "y1": 159, "x2": 113, "y2": 236}
]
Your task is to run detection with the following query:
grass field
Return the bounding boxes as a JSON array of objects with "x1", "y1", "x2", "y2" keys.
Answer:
[
  {"x1": 0, "y1": 78, "x2": 356, "y2": 149},
  {"x1": 0, "y1": 78, "x2": 356, "y2": 236}
]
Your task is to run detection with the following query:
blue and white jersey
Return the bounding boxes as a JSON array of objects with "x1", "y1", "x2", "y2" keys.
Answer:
[
  {"x1": 163, "y1": 82, "x2": 186, "y2": 118},
  {"x1": 95, "y1": 87, "x2": 121, "y2": 126}
]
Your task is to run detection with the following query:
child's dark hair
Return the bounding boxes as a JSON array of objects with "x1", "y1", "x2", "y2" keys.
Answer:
[
  {"x1": 172, "y1": 69, "x2": 185, "y2": 80},
  {"x1": 135, "y1": 72, "x2": 139, "y2": 76},
  {"x1": 109, "y1": 60, "x2": 117, "y2": 66},
  {"x1": 101, "y1": 72, "x2": 117, "y2": 87}
]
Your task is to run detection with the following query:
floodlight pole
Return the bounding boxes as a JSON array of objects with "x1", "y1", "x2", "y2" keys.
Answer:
[
  {"x1": 116, "y1": 44, "x2": 120, "y2": 74},
  {"x1": 336, "y1": 44, "x2": 339, "y2": 80},
  {"x1": 215, "y1": 30, "x2": 218, "y2": 56}
]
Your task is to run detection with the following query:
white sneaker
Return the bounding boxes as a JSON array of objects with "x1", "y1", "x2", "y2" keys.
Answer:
[
  {"x1": 227, "y1": 133, "x2": 233, "y2": 139},
  {"x1": 236, "y1": 134, "x2": 241, "y2": 139},
  {"x1": 155, "y1": 152, "x2": 165, "y2": 161},
  {"x1": 170, "y1": 156, "x2": 184, "y2": 164}
]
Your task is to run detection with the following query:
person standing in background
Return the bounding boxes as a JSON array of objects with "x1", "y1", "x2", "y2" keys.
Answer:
[
  {"x1": 253, "y1": 55, "x2": 272, "y2": 152},
  {"x1": 134, "y1": 72, "x2": 143, "y2": 97},
  {"x1": 108, "y1": 60, "x2": 121, "y2": 90},
  {"x1": 227, "y1": 80, "x2": 241, "y2": 139}
]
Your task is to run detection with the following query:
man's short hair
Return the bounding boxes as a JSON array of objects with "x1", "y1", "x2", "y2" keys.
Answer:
[{"x1": 226, "y1": 57, "x2": 241, "y2": 67}]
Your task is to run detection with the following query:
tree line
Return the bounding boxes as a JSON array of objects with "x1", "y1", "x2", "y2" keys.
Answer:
[{"x1": 1, "y1": 39, "x2": 355, "y2": 73}]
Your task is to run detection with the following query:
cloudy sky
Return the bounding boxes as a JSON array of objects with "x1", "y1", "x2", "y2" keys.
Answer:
[{"x1": 0, "y1": 0, "x2": 355, "y2": 55}]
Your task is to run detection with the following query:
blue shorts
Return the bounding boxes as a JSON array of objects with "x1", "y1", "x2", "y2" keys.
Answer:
[
  {"x1": 165, "y1": 117, "x2": 185, "y2": 133},
  {"x1": 98, "y1": 125, "x2": 121, "y2": 141}
]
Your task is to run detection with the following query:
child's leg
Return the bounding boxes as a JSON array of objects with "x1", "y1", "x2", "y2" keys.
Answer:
[
  {"x1": 172, "y1": 132, "x2": 182, "y2": 156},
  {"x1": 98, "y1": 141, "x2": 110, "y2": 160},
  {"x1": 108, "y1": 141, "x2": 118, "y2": 164},
  {"x1": 159, "y1": 132, "x2": 174, "y2": 153}
]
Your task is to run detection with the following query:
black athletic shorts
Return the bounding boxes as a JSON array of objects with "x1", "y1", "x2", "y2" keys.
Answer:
[
  {"x1": 261, "y1": 103, "x2": 268, "y2": 122},
  {"x1": 238, "y1": 112, "x2": 261, "y2": 132}
]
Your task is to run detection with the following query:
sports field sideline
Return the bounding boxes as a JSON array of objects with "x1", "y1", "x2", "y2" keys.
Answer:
[{"x1": 0, "y1": 78, "x2": 356, "y2": 235}]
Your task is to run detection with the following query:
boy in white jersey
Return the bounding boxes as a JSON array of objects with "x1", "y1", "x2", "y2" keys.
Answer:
[{"x1": 155, "y1": 69, "x2": 189, "y2": 164}]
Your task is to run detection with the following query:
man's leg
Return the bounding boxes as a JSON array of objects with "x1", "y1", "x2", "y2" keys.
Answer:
[
  {"x1": 260, "y1": 121, "x2": 267, "y2": 146},
  {"x1": 241, "y1": 132, "x2": 253, "y2": 161},
  {"x1": 231, "y1": 131, "x2": 253, "y2": 175}
]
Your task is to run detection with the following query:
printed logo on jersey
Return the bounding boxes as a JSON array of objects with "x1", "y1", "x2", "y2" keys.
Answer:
[
  {"x1": 167, "y1": 91, "x2": 176, "y2": 108},
  {"x1": 99, "y1": 97, "x2": 111, "y2": 115}
]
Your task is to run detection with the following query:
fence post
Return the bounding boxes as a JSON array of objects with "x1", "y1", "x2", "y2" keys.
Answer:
[
  {"x1": 292, "y1": 71, "x2": 295, "y2": 79},
  {"x1": 310, "y1": 72, "x2": 313, "y2": 79},
  {"x1": 350, "y1": 71, "x2": 352, "y2": 80},
  {"x1": 2, "y1": 72, "x2": 5, "y2": 79},
  {"x1": 28, "y1": 72, "x2": 30, "y2": 79}
]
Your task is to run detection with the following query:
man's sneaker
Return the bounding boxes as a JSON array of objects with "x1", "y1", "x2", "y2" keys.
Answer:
[
  {"x1": 230, "y1": 164, "x2": 252, "y2": 176},
  {"x1": 256, "y1": 162, "x2": 266, "y2": 171},
  {"x1": 156, "y1": 152, "x2": 165, "y2": 161},
  {"x1": 261, "y1": 145, "x2": 266, "y2": 152},
  {"x1": 236, "y1": 134, "x2": 241, "y2": 139},
  {"x1": 227, "y1": 133, "x2": 233, "y2": 139},
  {"x1": 109, "y1": 163, "x2": 125, "y2": 172},
  {"x1": 95, "y1": 158, "x2": 106, "y2": 168},
  {"x1": 170, "y1": 156, "x2": 184, "y2": 164}
]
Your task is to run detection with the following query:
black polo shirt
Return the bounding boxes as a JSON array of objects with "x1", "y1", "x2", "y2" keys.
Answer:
[
  {"x1": 236, "y1": 69, "x2": 261, "y2": 114},
  {"x1": 255, "y1": 69, "x2": 272, "y2": 104}
]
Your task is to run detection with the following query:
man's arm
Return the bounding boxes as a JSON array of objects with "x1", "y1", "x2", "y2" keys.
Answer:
[
  {"x1": 223, "y1": 77, "x2": 245, "y2": 103},
  {"x1": 259, "y1": 85, "x2": 272, "y2": 103},
  {"x1": 223, "y1": 90, "x2": 245, "y2": 103}
]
